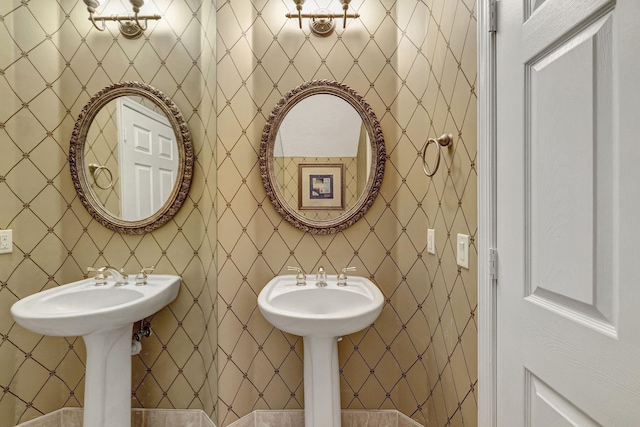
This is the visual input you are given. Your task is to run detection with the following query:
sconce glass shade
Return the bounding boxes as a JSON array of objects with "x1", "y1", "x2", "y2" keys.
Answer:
[
  {"x1": 83, "y1": 0, "x2": 100, "y2": 10},
  {"x1": 130, "y1": 0, "x2": 144, "y2": 9}
]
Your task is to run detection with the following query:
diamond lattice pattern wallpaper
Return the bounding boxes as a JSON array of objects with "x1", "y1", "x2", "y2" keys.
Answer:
[
  {"x1": 216, "y1": 1, "x2": 477, "y2": 426},
  {"x1": 0, "y1": 0, "x2": 218, "y2": 425}
]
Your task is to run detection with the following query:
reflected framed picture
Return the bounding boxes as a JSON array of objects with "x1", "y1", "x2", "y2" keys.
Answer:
[{"x1": 298, "y1": 163, "x2": 345, "y2": 210}]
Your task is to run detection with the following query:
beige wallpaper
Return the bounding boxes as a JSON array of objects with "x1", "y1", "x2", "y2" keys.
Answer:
[
  {"x1": 0, "y1": 0, "x2": 217, "y2": 426},
  {"x1": 216, "y1": 1, "x2": 477, "y2": 427}
]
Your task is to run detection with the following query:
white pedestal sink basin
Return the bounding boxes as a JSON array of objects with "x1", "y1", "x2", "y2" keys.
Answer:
[
  {"x1": 10, "y1": 274, "x2": 180, "y2": 427},
  {"x1": 258, "y1": 274, "x2": 384, "y2": 427}
]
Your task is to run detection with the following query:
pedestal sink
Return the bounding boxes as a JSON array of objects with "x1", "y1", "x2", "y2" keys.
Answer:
[
  {"x1": 258, "y1": 274, "x2": 384, "y2": 427},
  {"x1": 10, "y1": 274, "x2": 180, "y2": 427}
]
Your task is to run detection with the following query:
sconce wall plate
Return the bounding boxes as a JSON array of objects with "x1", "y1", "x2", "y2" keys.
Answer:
[
  {"x1": 119, "y1": 20, "x2": 145, "y2": 39},
  {"x1": 308, "y1": 9, "x2": 336, "y2": 37}
]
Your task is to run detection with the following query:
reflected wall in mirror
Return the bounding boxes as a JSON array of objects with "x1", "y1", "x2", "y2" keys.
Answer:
[
  {"x1": 260, "y1": 80, "x2": 385, "y2": 234},
  {"x1": 70, "y1": 82, "x2": 193, "y2": 234}
]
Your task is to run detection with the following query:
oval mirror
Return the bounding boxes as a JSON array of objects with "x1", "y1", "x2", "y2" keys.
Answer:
[
  {"x1": 69, "y1": 82, "x2": 193, "y2": 234},
  {"x1": 260, "y1": 80, "x2": 385, "y2": 234}
]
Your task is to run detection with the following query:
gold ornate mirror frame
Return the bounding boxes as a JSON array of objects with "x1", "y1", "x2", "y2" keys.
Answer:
[
  {"x1": 260, "y1": 80, "x2": 386, "y2": 234},
  {"x1": 69, "y1": 82, "x2": 194, "y2": 234}
]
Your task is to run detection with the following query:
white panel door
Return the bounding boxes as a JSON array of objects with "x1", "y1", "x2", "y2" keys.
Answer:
[
  {"x1": 496, "y1": 0, "x2": 640, "y2": 425},
  {"x1": 118, "y1": 97, "x2": 178, "y2": 221}
]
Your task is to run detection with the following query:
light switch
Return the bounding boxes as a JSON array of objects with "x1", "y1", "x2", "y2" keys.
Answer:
[
  {"x1": 427, "y1": 229, "x2": 435, "y2": 254},
  {"x1": 456, "y1": 233, "x2": 469, "y2": 269}
]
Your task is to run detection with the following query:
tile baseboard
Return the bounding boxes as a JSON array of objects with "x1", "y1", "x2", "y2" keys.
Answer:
[
  {"x1": 16, "y1": 408, "x2": 423, "y2": 427},
  {"x1": 15, "y1": 408, "x2": 216, "y2": 427},
  {"x1": 227, "y1": 409, "x2": 424, "y2": 427}
]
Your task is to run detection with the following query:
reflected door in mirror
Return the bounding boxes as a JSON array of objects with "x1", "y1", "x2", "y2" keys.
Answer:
[{"x1": 118, "y1": 97, "x2": 178, "y2": 221}]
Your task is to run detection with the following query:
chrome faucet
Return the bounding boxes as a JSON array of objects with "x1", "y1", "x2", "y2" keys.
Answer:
[
  {"x1": 316, "y1": 266, "x2": 327, "y2": 287},
  {"x1": 87, "y1": 266, "x2": 129, "y2": 286},
  {"x1": 103, "y1": 266, "x2": 129, "y2": 285}
]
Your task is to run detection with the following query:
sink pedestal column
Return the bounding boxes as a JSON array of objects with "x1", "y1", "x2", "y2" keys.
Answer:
[
  {"x1": 303, "y1": 336, "x2": 341, "y2": 427},
  {"x1": 82, "y1": 325, "x2": 132, "y2": 427}
]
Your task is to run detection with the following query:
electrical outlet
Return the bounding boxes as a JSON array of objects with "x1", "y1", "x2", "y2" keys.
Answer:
[
  {"x1": 0, "y1": 230, "x2": 13, "y2": 254},
  {"x1": 456, "y1": 233, "x2": 469, "y2": 269},
  {"x1": 427, "y1": 229, "x2": 435, "y2": 254}
]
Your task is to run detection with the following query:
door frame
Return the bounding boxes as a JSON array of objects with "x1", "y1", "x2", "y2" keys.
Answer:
[{"x1": 477, "y1": 0, "x2": 498, "y2": 425}]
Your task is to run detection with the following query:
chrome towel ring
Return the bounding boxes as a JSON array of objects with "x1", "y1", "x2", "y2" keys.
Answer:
[
  {"x1": 88, "y1": 163, "x2": 114, "y2": 190},
  {"x1": 421, "y1": 134, "x2": 453, "y2": 177}
]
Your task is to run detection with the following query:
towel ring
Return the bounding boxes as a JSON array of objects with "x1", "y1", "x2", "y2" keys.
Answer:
[
  {"x1": 421, "y1": 134, "x2": 452, "y2": 177},
  {"x1": 88, "y1": 163, "x2": 114, "y2": 190}
]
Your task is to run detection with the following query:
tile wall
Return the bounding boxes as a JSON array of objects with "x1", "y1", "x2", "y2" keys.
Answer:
[
  {"x1": 0, "y1": 0, "x2": 217, "y2": 426},
  {"x1": 216, "y1": 1, "x2": 477, "y2": 426}
]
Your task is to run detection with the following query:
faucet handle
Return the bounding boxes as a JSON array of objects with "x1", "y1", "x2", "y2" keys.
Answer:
[
  {"x1": 87, "y1": 266, "x2": 108, "y2": 286},
  {"x1": 337, "y1": 266, "x2": 356, "y2": 286},
  {"x1": 140, "y1": 266, "x2": 155, "y2": 274},
  {"x1": 287, "y1": 266, "x2": 306, "y2": 286},
  {"x1": 135, "y1": 266, "x2": 155, "y2": 286}
]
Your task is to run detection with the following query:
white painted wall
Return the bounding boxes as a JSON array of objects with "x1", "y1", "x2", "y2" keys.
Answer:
[{"x1": 275, "y1": 94, "x2": 362, "y2": 158}]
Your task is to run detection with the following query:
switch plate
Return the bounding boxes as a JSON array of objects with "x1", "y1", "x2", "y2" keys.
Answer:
[
  {"x1": 456, "y1": 233, "x2": 469, "y2": 269},
  {"x1": 427, "y1": 229, "x2": 435, "y2": 254},
  {"x1": 0, "y1": 230, "x2": 12, "y2": 254}
]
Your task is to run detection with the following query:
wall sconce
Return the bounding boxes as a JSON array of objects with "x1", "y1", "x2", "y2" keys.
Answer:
[
  {"x1": 286, "y1": 0, "x2": 360, "y2": 37},
  {"x1": 82, "y1": 0, "x2": 161, "y2": 39}
]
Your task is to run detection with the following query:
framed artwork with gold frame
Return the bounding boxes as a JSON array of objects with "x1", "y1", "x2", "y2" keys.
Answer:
[{"x1": 298, "y1": 163, "x2": 345, "y2": 210}]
